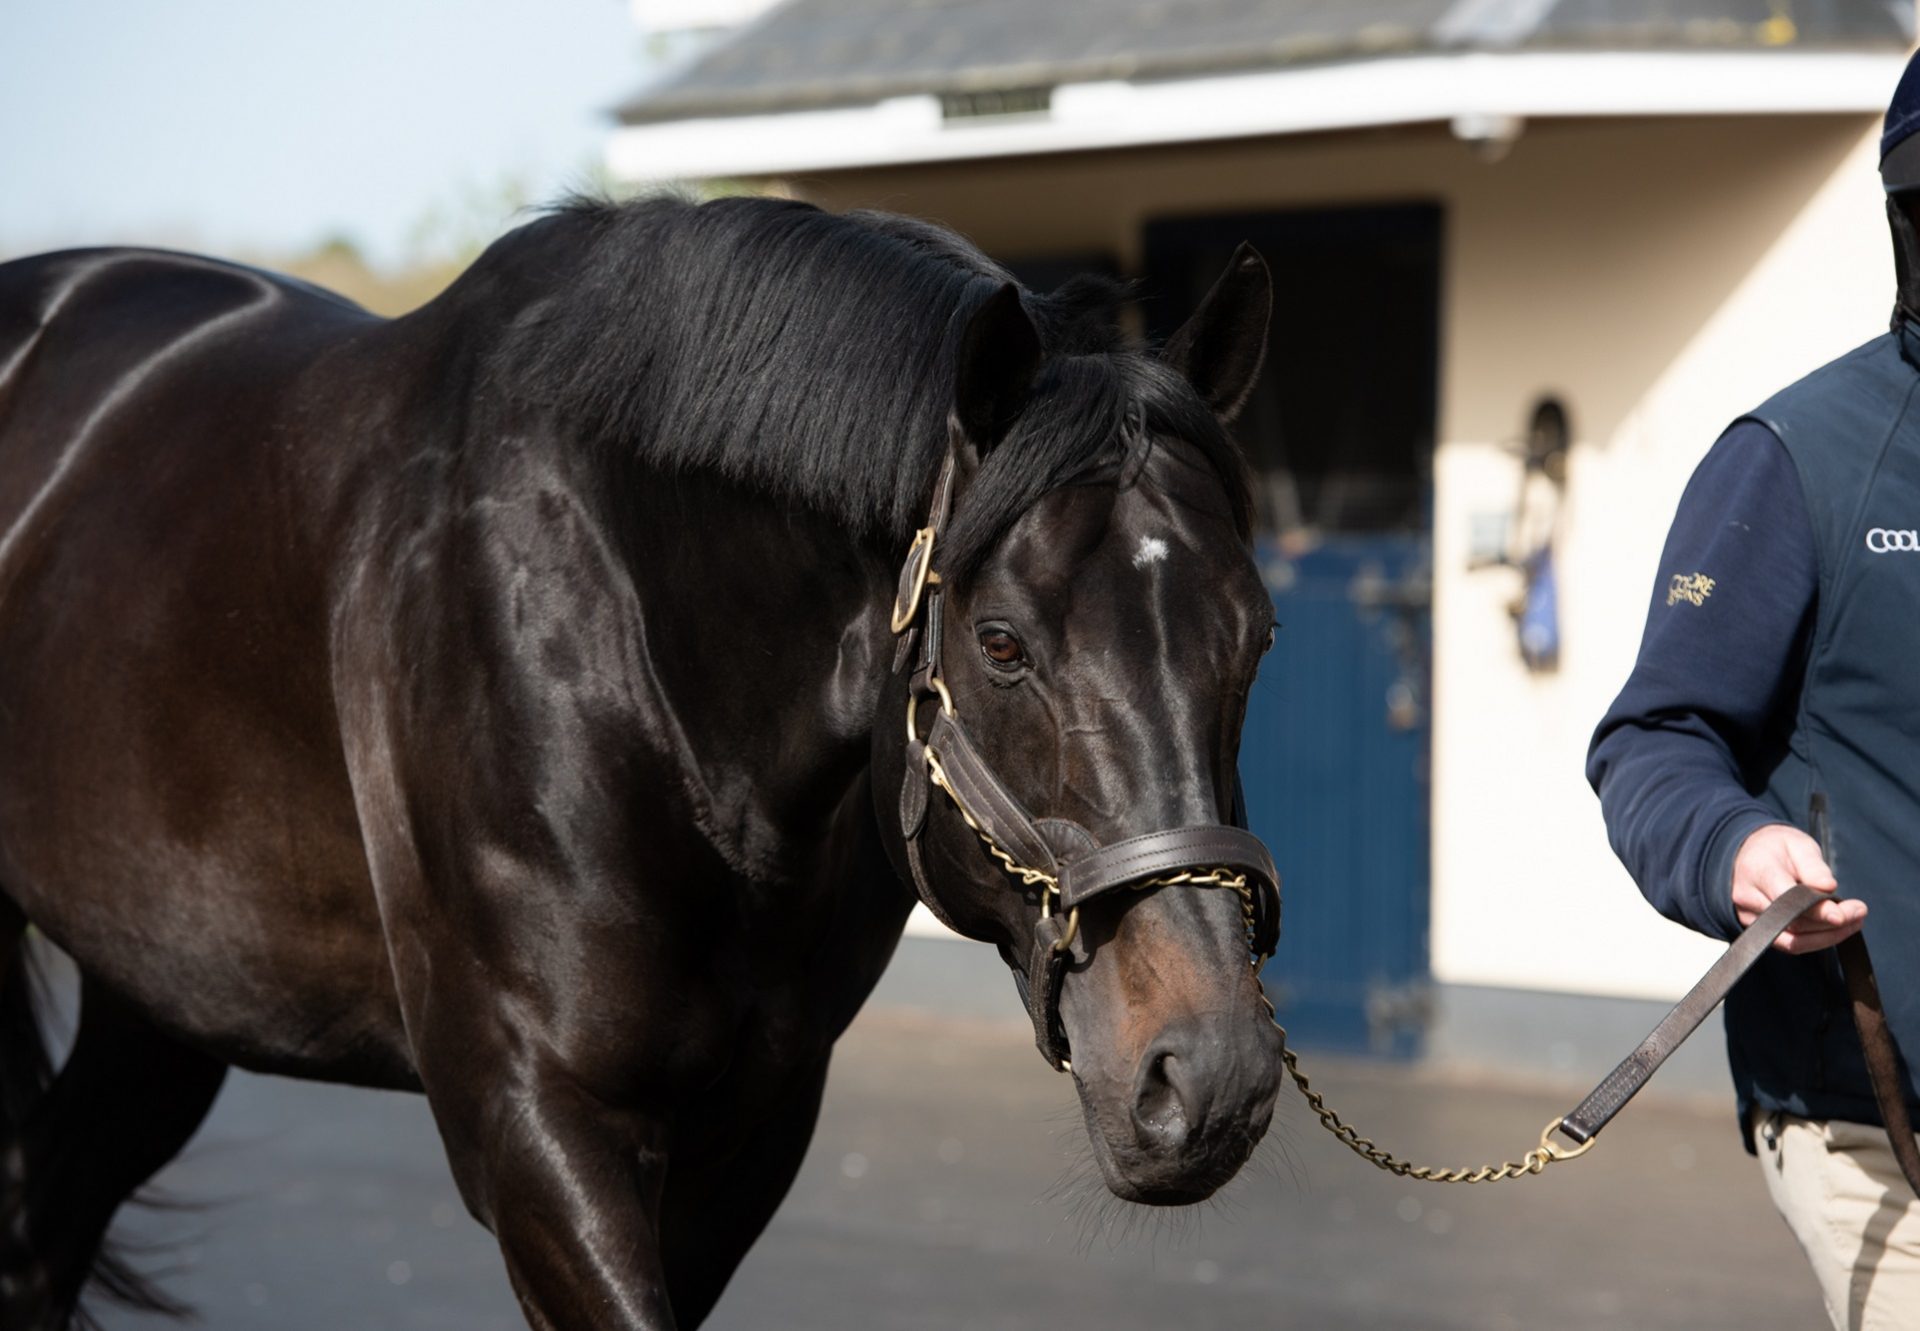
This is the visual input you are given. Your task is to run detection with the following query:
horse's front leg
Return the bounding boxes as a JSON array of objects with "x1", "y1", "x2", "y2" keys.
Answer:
[
  {"x1": 417, "y1": 1026, "x2": 683, "y2": 1331},
  {"x1": 467, "y1": 1062, "x2": 676, "y2": 1330},
  {"x1": 395, "y1": 924, "x2": 716, "y2": 1331}
]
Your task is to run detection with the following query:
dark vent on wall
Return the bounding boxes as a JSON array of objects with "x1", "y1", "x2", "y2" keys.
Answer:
[{"x1": 939, "y1": 87, "x2": 1052, "y2": 122}]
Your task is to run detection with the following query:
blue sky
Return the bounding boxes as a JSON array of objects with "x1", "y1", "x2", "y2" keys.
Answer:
[{"x1": 1, "y1": 1, "x2": 652, "y2": 269}]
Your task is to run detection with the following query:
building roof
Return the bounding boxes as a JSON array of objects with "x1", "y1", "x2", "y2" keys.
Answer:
[{"x1": 615, "y1": 0, "x2": 1914, "y2": 125}]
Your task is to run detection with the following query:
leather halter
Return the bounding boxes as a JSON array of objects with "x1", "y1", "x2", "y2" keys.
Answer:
[{"x1": 890, "y1": 445, "x2": 1282, "y2": 1071}]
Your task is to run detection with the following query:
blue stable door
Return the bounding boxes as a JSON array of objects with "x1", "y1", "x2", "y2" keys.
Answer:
[{"x1": 1240, "y1": 537, "x2": 1432, "y2": 1057}]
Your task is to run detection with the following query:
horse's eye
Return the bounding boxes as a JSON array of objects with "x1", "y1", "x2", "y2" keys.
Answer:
[
  {"x1": 979, "y1": 629, "x2": 1025, "y2": 668},
  {"x1": 1263, "y1": 625, "x2": 1277, "y2": 655}
]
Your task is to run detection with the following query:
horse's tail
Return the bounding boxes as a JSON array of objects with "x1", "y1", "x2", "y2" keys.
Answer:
[
  {"x1": 0, "y1": 930, "x2": 188, "y2": 1328},
  {"x1": 0, "y1": 922, "x2": 57, "y2": 1315}
]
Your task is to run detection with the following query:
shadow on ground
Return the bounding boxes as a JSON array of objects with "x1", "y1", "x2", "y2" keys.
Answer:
[{"x1": 103, "y1": 985, "x2": 1821, "y2": 1329}]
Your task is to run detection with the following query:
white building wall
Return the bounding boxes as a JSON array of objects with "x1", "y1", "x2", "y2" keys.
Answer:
[{"x1": 1430, "y1": 121, "x2": 1889, "y2": 998}]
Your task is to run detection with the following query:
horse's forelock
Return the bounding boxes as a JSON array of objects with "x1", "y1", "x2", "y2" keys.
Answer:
[{"x1": 941, "y1": 355, "x2": 1253, "y2": 580}]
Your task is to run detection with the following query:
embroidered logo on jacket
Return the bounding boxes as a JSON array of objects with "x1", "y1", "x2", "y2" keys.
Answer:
[
  {"x1": 1866, "y1": 527, "x2": 1920, "y2": 553},
  {"x1": 1667, "y1": 572, "x2": 1716, "y2": 607}
]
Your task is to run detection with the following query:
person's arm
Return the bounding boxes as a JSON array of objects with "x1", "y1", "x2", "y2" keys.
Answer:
[{"x1": 1587, "y1": 422, "x2": 1862, "y2": 951}]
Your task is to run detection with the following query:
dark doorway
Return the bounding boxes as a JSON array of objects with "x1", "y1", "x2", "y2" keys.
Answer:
[
  {"x1": 1144, "y1": 205, "x2": 1440, "y2": 537},
  {"x1": 1144, "y1": 205, "x2": 1442, "y2": 1056}
]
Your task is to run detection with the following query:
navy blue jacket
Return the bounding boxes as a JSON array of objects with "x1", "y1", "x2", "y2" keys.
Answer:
[
  {"x1": 1591, "y1": 328, "x2": 1920, "y2": 1137},
  {"x1": 1588, "y1": 422, "x2": 1815, "y2": 941}
]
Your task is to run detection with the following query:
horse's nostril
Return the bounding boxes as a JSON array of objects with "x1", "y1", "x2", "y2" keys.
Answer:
[{"x1": 1132, "y1": 1049, "x2": 1195, "y2": 1150}]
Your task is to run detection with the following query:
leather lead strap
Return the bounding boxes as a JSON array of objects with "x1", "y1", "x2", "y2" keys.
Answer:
[
  {"x1": 1838, "y1": 931, "x2": 1920, "y2": 1199},
  {"x1": 1560, "y1": 886, "x2": 1819, "y2": 1145},
  {"x1": 1559, "y1": 885, "x2": 1920, "y2": 1202}
]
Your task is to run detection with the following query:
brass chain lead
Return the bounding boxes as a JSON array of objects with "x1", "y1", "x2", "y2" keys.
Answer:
[
  {"x1": 1240, "y1": 891, "x2": 1593, "y2": 1183},
  {"x1": 1273, "y1": 1035, "x2": 1591, "y2": 1182},
  {"x1": 923, "y1": 691, "x2": 1593, "y2": 1184}
]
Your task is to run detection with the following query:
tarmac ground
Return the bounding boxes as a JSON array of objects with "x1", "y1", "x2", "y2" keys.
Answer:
[{"x1": 91, "y1": 995, "x2": 1832, "y2": 1330}]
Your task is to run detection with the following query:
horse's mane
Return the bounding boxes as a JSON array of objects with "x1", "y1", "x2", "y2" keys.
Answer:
[{"x1": 488, "y1": 193, "x2": 1250, "y2": 574}]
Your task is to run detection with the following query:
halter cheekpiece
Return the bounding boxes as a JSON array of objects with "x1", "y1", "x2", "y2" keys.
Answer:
[{"x1": 891, "y1": 437, "x2": 1282, "y2": 1072}]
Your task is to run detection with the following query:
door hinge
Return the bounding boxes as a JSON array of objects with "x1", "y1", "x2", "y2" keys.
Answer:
[{"x1": 1366, "y1": 980, "x2": 1435, "y2": 1053}]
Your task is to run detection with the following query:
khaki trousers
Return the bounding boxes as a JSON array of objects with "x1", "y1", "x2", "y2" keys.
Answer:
[{"x1": 1754, "y1": 1108, "x2": 1920, "y2": 1330}]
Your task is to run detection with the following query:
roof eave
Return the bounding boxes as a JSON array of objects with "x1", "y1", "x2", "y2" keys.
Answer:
[
  {"x1": 614, "y1": 31, "x2": 1418, "y2": 124},
  {"x1": 606, "y1": 48, "x2": 1904, "y2": 184}
]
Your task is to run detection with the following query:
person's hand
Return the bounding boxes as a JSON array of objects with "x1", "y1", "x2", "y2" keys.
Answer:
[{"x1": 1732, "y1": 823, "x2": 1865, "y2": 954}]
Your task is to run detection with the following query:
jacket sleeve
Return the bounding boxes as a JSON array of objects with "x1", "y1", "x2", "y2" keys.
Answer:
[{"x1": 1586, "y1": 421, "x2": 1818, "y2": 941}]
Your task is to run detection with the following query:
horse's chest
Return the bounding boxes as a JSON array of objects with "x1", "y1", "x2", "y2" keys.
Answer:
[{"x1": 686, "y1": 881, "x2": 907, "y2": 1120}]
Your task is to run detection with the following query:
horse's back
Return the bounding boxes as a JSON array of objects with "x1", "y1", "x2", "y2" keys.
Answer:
[
  {"x1": 0, "y1": 248, "x2": 413, "y2": 1083},
  {"x1": 0, "y1": 246, "x2": 375, "y2": 537}
]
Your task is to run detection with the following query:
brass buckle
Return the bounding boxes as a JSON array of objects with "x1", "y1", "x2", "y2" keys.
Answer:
[
  {"x1": 1538, "y1": 1117, "x2": 1597, "y2": 1162},
  {"x1": 904, "y1": 674, "x2": 956, "y2": 745},
  {"x1": 1038, "y1": 887, "x2": 1081, "y2": 953},
  {"x1": 890, "y1": 526, "x2": 939, "y2": 634}
]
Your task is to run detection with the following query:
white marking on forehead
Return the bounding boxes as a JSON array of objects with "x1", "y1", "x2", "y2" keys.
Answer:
[{"x1": 1132, "y1": 535, "x2": 1170, "y2": 570}]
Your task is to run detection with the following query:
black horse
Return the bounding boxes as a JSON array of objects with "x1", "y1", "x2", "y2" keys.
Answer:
[{"x1": 0, "y1": 196, "x2": 1283, "y2": 1329}]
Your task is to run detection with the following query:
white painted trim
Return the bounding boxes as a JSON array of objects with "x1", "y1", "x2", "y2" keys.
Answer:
[{"x1": 607, "y1": 50, "x2": 1902, "y2": 183}]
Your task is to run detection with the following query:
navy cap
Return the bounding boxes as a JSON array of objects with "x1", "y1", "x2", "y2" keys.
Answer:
[{"x1": 1884, "y1": 49, "x2": 1920, "y2": 192}]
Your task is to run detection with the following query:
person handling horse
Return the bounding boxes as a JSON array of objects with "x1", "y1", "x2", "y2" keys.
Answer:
[{"x1": 1588, "y1": 53, "x2": 1920, "y2": 1330}]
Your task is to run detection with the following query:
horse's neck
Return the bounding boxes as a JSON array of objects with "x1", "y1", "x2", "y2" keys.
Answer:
[
  {"x1": 391, "y1": 366, "x2": 905, "y2": 890},
  {"x1": 616, "y1": 465, "x2": 896, "y2": 880}
]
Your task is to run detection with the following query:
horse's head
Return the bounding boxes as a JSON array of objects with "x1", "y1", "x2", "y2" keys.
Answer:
[{"x1": 879, "y1": 247, "x2": 1283, "y2": 1205}]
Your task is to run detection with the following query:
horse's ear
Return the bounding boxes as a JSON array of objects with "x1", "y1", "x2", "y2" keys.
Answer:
[
  {"x1": 1161, "y1": 242, "x2": 1271, "y2": 424},
  {"x1": 952, "y1": 282, "x2": 1042, "y2": 457}
]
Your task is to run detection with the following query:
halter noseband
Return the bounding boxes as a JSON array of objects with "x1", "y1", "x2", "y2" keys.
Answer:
[{"x1": 891, "y1": 445, "x2": 1282, "y2": 1072}]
